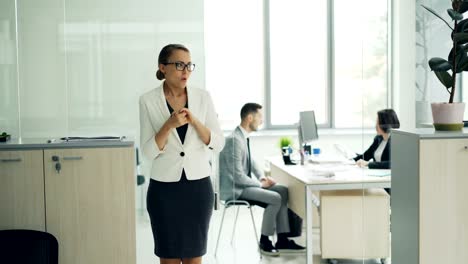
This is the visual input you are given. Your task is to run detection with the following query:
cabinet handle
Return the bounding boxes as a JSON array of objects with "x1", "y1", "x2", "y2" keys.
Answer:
[
  {"x1": 465, "y1": 146, "x2": 468, "y2": 150},
  {"x1": 1, "y1": 158, "x2": 22, "y2": 162},
  {"x1": 63, "y1": 156, "x2": 83, "y2": 161}
]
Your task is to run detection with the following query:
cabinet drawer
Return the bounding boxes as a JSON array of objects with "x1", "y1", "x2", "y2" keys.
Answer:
[{"x1": 0, "y1": 150, "x2": 45, "y2": 231}]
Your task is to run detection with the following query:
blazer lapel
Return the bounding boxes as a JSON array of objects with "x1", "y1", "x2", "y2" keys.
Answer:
[
  {"x1": 184, "y1": 86, "x2": 199, "y2": 145},
  {"x1": 155, "y1": 83, "x2": 182, "y2": 146}
]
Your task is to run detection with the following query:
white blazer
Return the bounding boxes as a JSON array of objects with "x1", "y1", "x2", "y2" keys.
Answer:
[{"x1": 139, "y1": 83, "x2": 225, "y2": 182}]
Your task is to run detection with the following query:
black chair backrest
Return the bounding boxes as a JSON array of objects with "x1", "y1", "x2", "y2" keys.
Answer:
[{"x1": 0, "y1": 229, "x2": 58, "y2": 264}]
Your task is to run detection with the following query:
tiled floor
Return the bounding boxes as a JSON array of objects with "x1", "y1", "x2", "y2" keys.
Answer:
[{"x1": 136, "y1": 206, "x2": 389, "y2": 264}]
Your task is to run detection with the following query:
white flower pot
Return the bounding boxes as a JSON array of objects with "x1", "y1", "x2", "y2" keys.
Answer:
[{"x1": 431, "y1": 102, "x2": 466, "y2": 131}]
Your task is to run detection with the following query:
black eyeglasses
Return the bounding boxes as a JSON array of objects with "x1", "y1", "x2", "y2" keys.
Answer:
[{"x1": 164, "y1": 61, "x2": 196, "y2": 72}]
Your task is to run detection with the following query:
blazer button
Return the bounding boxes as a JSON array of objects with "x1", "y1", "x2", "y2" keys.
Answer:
[{"x1": 180, "y1": 152, "x2": 185, "y2": 157}]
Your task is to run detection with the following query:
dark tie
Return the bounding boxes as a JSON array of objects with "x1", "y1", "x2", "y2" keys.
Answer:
[{"x1": 247, "y1": 137, "x2": 252, "y2": 177}]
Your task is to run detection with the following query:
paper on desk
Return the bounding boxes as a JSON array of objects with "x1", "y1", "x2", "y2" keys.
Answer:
[
  {"x1": 365, "y1": 169, "x2": 391, "y2": 177},
  {"x1": 307, "y1": 165, "x2": 336, "y2": 178}
]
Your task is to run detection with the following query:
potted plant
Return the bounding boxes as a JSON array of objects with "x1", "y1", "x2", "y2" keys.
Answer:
[
  {"x1": 422, "y1": 0, "x2": 467, "y2": 131},
  {"x1": 0, "y1": 132, "x2": 11, "y2": 142},
  {"x1": 279, "y1": 136, "x2": 293, "y2": 153},
  {"x1": 278, "y1": 137, "x2": 295, "y2": 165}
]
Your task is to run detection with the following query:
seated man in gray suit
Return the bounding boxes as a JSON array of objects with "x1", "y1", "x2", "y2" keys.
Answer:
[{"x1": 219, "y1": 103, "x2": 305, "y2": 256}]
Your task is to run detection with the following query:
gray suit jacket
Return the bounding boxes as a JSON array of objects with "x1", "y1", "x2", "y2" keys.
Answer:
[{"x1": 219, "y1": 127, "x2": 264, "y2": 201}]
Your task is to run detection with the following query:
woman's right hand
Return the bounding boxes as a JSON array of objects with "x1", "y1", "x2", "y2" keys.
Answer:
[
  {"x1": 356, "y1": 159, "x2": 369, "y2": 168},
  {"x1": 166, "y1": 110, "x2": 188, "y2": 129}
]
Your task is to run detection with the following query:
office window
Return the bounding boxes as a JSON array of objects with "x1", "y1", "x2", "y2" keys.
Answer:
[
  {"x1": 204, "y1": 0, "x2": 390, "y2": 129},
  {"x1": 204, "y1": 0, "x2": 264, "y2": 130},
  {"x1": 269, "y1": 0, "x2": 328, "y2": 126},
  {"x1": 333, "y1": 0, "x2": 389, "y2": 128}
]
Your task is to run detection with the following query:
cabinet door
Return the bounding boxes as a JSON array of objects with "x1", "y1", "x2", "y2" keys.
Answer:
[
  {"x1": 44, "y1": 147, "x2": 135, "y2": 264},
  {"x1": 0, "y1": 150, "x2": 45, "y2": 230},
  {"x1": 420, "y1": 138, "x2": 468, "y2": 264}
]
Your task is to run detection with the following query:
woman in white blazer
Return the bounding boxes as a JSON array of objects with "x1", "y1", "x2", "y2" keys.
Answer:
[{"x1": 139, "y1": 44, "x2": 224, "y2": 264}]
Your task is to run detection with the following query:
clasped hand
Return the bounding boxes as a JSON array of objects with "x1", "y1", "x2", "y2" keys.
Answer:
[
  {"x1": 260, "y1": 176, "x2": 276, "y2": 188},
  {"x1": 167, "y1": 108, "x2": 198, "y2": 128}
]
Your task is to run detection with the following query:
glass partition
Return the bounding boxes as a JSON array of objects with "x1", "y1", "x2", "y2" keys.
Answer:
[
  {"x1": 0, "y1": 0, "x2": 19, "y2": 137},
  {"x1": 11, "y1": 0, "x2": 205, "y2": 139},
  {"x1": 1, "y1": 0, "x2": 401, "y2": 263}
]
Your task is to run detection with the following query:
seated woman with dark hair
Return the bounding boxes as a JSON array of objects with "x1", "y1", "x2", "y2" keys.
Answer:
[{"x1": 354, "y1": 109, "x2": 400, "y2": 169}]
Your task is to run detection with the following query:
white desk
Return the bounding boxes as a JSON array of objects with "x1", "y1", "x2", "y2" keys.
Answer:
[{"x1": 268, "y1": 157, "x2": 391, "y2": 264}]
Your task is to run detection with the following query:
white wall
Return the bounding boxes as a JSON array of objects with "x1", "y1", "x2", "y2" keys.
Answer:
[{"x1": 393, "y1": 0, "x2": 416, "y2": 130}]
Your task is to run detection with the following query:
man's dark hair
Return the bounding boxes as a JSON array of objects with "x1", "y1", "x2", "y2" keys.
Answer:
[
  {"x1": 240, "y1": 103, "x2": 262, "y2": 120},
  {"x1": 377, "y1": 109, "x2": 400, "y2": 133}
]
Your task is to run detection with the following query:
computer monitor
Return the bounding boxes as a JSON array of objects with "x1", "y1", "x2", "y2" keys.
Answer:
[{"x1": 298, "y1": 110, "x2": 318, "y2": 144}]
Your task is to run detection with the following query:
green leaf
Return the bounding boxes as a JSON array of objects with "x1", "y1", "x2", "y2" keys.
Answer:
[
  {"x1": 448, "y1": 9, "x2": 463, "y2": 20},
  {"x1": 461, "y1": 60, "x2": 468, "y2": 71},
  {"x1": 459, "y1": 2, "x2": 468, "y2": 14},
  {"x1": 429, "y1": 57, "x2": 452, "y2": 71},
  {"x1": 458, "y1": 58, "x2": 468, "y2": 72},
  {"x1": 421, "y1": 5, "x2": 454, "y2": 30},
  {"x1": 453, "y1": 47, "x2": 468, "y2": 72},
  {"x1": 434, "y1": 71, "x2": 453, "y2": 88},
  {"x1": 456, "y1": 19, "x2": 468, "y2": 33},
  {"x1": 453, "y1": 32, "x2": 468, "y2": 44},
  {"x1": 278, "y1": 137, "x2": 293, "y2": 148}
]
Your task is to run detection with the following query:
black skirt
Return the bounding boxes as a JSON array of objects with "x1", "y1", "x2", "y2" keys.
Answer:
[{"x1": 147, "y1": 172, "x2": 214, "y2": 258}]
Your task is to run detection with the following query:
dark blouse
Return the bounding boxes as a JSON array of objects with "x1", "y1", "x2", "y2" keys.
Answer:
[
  {"x1": 166, "y1": 100, "x2": 189, "y2": 144},
  {"x1": 353, "y1": 135, "x2": 391, "y2": 169}
]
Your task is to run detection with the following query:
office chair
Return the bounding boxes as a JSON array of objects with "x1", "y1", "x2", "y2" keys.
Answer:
[
  {"x1": 214, "y1": 199, "x2": 266, "y2": 257},
  {"x1": 0, "y1": 229, "x2": 58, "y2": 264}
]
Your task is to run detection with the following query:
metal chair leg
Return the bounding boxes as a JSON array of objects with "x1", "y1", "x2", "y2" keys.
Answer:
[
  {"x1": 248, "y1": 205, "x2": 259, "y2": 244},
  {"x1": 214, "y1": 205, "x2": 228, "y2": 257},
  {"x1": 248, "y1": 205, "x2": 261, "y2": 257},
  {"x1": 231, "y1": 206, "x2": 240, "y2": 245}
]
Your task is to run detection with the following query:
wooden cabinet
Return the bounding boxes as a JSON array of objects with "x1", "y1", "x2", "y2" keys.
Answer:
[
  {"x1": 320, "y1": 189, "x2": 389, "y2": 259},
  {"x1": 0, "y1": 145, "x2": 135, "y2": 264},
  {"x1": 392, "y1": 130, "x2": 468, "y2": 264},
  {"x1": 0, "y1": 150, "x2": 45, "y2": 231},
  {"x1": 44, "y1": 147, "x2": 135, "y2": 264}
]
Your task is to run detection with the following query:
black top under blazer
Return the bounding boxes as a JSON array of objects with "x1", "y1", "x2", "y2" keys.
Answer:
[{"x1": 353, "y1": 135, "x2": 391, "y2": 169}]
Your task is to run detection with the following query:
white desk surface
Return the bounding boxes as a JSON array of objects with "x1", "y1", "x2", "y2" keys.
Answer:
[{"x1": 267, "y1": 156, "x2": 391, "y2": 188}]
